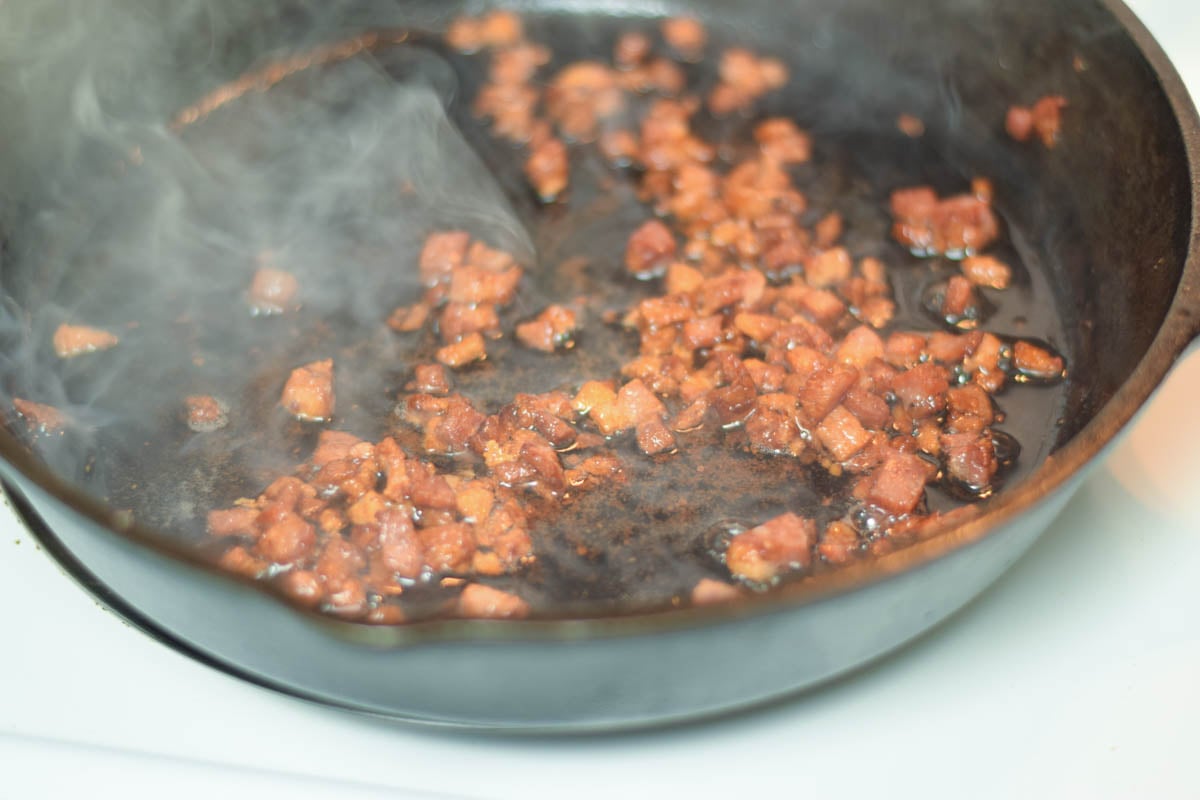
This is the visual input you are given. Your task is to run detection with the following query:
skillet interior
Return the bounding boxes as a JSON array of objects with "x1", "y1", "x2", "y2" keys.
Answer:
[{"x1": 0, "y1": 0, "x2": 1185, "y2": 621}]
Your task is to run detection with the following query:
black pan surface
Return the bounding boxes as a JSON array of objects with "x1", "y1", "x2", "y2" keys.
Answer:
[{"x1": 15, "y1": 21, "x2": 1075, "y2": 618}]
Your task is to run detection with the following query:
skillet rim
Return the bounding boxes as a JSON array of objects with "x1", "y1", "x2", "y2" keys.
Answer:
[{"x1": 0, "y1": 0, "x2": 1197, "y2": 646}]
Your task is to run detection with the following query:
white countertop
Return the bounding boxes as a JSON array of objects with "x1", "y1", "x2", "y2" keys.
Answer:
[{"x1": 3, "y1": 1, "x2": 1199, "y2": 797}]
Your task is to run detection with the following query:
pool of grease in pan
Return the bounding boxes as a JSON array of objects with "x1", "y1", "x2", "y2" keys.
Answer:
[{"x1": 11, "y1": 18, "x2": 1072, "y2": 619}]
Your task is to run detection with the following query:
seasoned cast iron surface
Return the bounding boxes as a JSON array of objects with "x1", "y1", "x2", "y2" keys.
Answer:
[{"x1": 4, "y1": 14, "x2": 1073, "y2": 616}]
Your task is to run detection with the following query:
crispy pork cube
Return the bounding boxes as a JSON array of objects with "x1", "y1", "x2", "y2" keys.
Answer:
[
  {"x1": 255, "y1": 509, "x2": 316, "y2": 564},
  {"x1": 1013, "y1": 340, "x2": 1065, "y2": 381},
  {"x1": 1005, "y1": 105, "x2": 1034, "y2": 142},
  {"x1": 865, "y1": 452, "x2": 929, "y2": 515},
  {"x1": 52, "y1": 324, "x2": 118, "y2": 359},
  {"x1": 890, "y1": 185, "x2": 999, "y2": 256},
  {"x1": 247, "y1": 267, "x2": 299, "y2": 315},
  {"x1": 1007, "y1": 96, "x2": 1068, "y2": 147},
  {"x1": 816, "y1": 405, "x2": 871, "y2": 461},
  {"x1": 419, "y1": 523, "x2": 476, "y2": 573},
  {"x1": 941, "y1": 275, "x2": 977, "y2": 320},
  {"x1": 387, "y1": 301, "x2": 430, "y2": 333},
  {"x1": 927, "y1": 330, "x2": 977, "y2": 364},
  {"x1": 892, "y1": 363, "x2": 950, "y2": 419},
  {"x1": 942, "y1": 430, "x2": 998, "y2": 489},
  {"x1": 961, "y1": 254, "x2": 1012, "y2": 289},
  {"x1": 614, "y1": 31, "x2": 652, "y2": 67},
  {"x1": 754, "y1": 118, "x2": 811, "y2": 164},
  {"x1": 418, "y1": 230, "x2": 471, "y2": 286},
  {"x1": 407, "y1": 363, "x2": 452, "y2": 395},
  {"x1": 690, "y1": 577, "x2": 740, "y2": 605},
  {"x1": 377, "y1": 507, "x2": 424, "y2": 579},
  {"x1": 458, "y1": 583, "x2": 530, "y2": 619},
  {"x1": 814, "y1": 211, "x2": 842, "y2": 248},
  {"x1": 12, "y1": 398, "x2": 66, "y2": 434},
  {"x1": 625, "y1": 219, "x2": 677, "y2": 278},
  {"x1": 206, "y1": 507, "x2": 259, "y2": 538},
  {"x1": 636, "y1": 418, "x2": 677, "y2": 455},
  {"x1": 311, "y1": 430, "x2": 361, "y2": 466},
  {"x1": 515, "y1": 305, "x2": 578, "y2": 352},
  {"x1": 277, "y1": 570, "x2": 323, "y2": 608},
  {"x1": 835, "y1": 325, "x2": 884, "y2": 368},
  {"x1": 661, "y1": 16, "x2": 707, "y2": 60},
  {"x1": 818, "y1": 520, "x2": 861, "y2": 565},
  {"x1": 800, "y1": 364, "x2": 859, "y2": 423},
  {"x1": 217, "y1": 546, "x2": 267, "y2": 579},
  {"x1": 184, "y1": 395, "x2": 229, "y2": 432},
  {"x1": 436, "y1": 332, "x2": 488, "y2": 368},
  {"x1": 1030, "y1": 95, "x2": 1068, "y2": 147},
  {"x1": 897, "y1": 113, "x2": 925, "y2": 137},
  {"x1": 525, "y1": 136, "x2": 569, "y2": 201},
  {"x1": 804, "y1": 246, "x2": 852, "y2": 288},
  {"x1": 885, "y1": 331, "x2": 927, "y2": 368},
  {"x1": 280, "y1": 359, "x2": 335, "y2": 421},
  {"x1": 725, "y1": 512, "x2": 816, "y2": 583}
]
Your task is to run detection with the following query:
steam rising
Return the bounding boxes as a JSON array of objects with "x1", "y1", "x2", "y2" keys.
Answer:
[
  {"x1": 0, "y1": 0, "x2": 1067, "y2": 538},
  {"x1": 0, "y1": 0, "x2": 531, "y2": 508}
]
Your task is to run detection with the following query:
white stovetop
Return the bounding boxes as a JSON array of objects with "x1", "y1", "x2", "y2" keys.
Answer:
[{"x1": 3, "y1": 2, "x2": 1199, "y2": 797}]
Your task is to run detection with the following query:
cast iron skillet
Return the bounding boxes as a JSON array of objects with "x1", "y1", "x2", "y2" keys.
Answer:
[{"x1": 0, "y1": 0, "x2": 1198, "y2": 731}]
